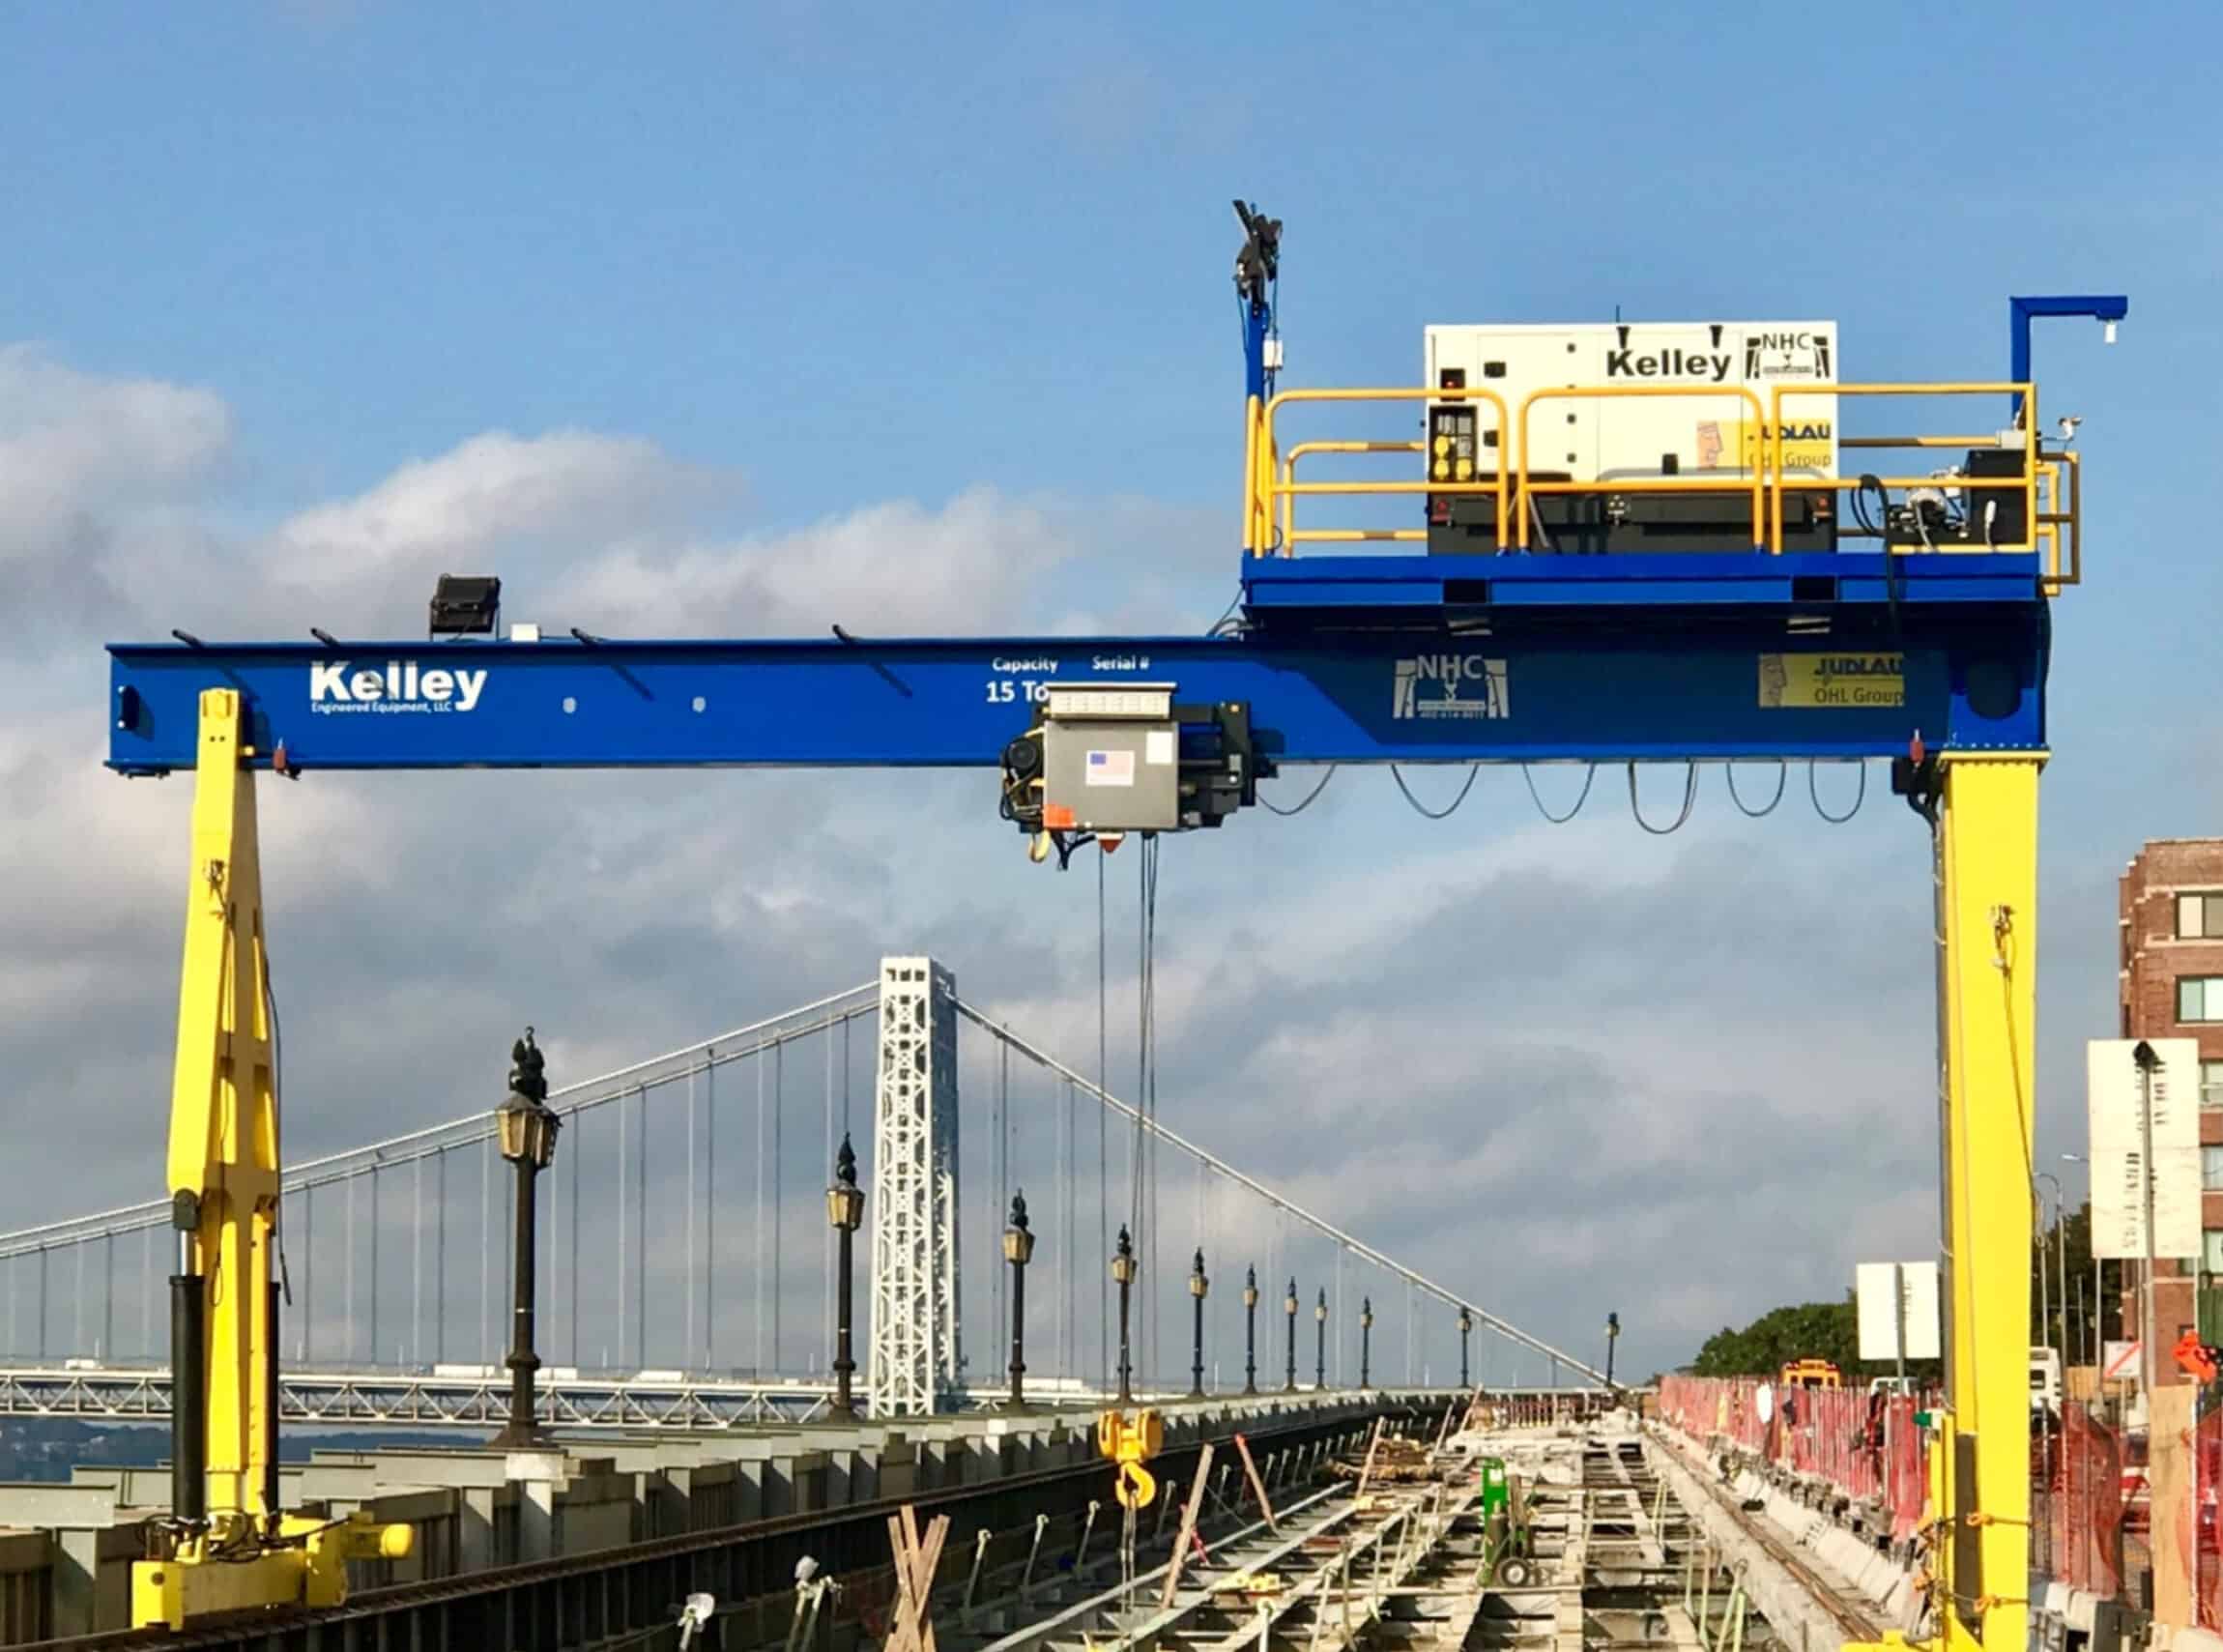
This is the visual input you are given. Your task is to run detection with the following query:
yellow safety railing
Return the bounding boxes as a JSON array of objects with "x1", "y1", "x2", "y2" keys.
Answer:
[
  {"x1": 1245, "y1": 379, "x2": 2072, "y2": 567},
  {"x1": 1768, "y1": 383, "x2": 2036, "y2": 554},
  {"x1": 1515, "y1": 385, "x2": 1769, "y2": 550},
  {"x1": 1280, "y1": 440, "x2": 1426, "y2": 546},
  {"x1": 1251, "y1": 388, "x2": 1509, "y2": 556}
]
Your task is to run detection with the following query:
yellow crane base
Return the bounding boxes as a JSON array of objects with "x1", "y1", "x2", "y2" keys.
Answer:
[{"x1": 130, "y1": 1511, "x2": 414, "y2": 1631}]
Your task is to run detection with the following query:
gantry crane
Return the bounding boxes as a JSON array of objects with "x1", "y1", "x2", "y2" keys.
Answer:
[{"x1": 103, "y1": 203, "x2": 2120, "y2": 1646}]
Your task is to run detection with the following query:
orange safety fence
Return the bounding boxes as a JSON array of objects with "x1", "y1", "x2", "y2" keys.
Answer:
[{"x1": 1657, "y1": 1375, "x2": 1927, "y2": 1542}]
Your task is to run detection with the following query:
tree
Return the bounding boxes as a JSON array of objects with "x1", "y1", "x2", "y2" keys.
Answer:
[
  {"x1": 1689, "y1": 1299, "x2": 1860, "y2": 1377},
  {"x1": 1686, "y1": 1293, "x2": 1941, "y2": 1382}
]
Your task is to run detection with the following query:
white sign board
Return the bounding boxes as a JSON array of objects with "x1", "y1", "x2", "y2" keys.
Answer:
[
  {"x1": 2089, "y1": 1038, "x2": 2202, "y2": 1260},
  {"x1": 2104, "y1": 1340, "x2": 2141, "y2": 1381},
  {"x1": 1856, "y1": 1261, "x2": 1942, "y2": 1361}
]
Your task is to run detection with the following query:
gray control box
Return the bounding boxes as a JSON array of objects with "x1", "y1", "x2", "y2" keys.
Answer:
[{"x1": 1040, "y1": 682, "x2": 1179, "y2": 832}]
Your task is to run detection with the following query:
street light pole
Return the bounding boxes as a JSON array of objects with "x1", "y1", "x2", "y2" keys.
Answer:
[
  {"x1": 1004, "y1": 1192, "x2": 1035, "y2": 1412},
  {"x1": 1112, "y1": 1226, "x2": 1137, "y2": 1405},
  {"x1": 1604, "y1": 1312, "x2": 1621, "y2": 1388},
  {"x1": 1189, "y1": 1250, "x2": 1209, "y2": 1399},
  {"x1": 1283, "y1": 1278, "x2": 1298, "y2": 1394},
  {"x1": 1242, "y1": 1267, "x2": 1258, "y2": 1395},
  {"x1": 2135, "y1": 1041, "x2": 2161, "y2": 1399},
  {"x1": 1458, "y1": 1308, "x2": 1472, "y2": 1390},
  {"x1": 825, "y1": 1135, "x2": 864, "y2": 1420},
  {"x1": 1314, "y1": 1289, "x2": 1327, "y2": 1391},
  {"x1": 492, "y1": 1029, "x2": 562, "y2": 1452},
  {"x1": 1359, "y1": 1297, "x2": 1372, "y2": 1389}
]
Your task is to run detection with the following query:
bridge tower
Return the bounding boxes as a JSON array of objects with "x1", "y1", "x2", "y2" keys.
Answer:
[{"x1": 868, "y1": 957, "x2": 962, "y2": 1414}]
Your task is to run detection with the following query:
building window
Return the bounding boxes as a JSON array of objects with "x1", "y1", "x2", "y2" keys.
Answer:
[
  {"x1": 2181, "y1": 977, "x2": 2223, "y2": 1023},
  {"x1": 2207, "y1": 1061, "x2": 2223, "y2": 1110},
  {"x1": 2206, "y1": 1147, "x2": 2223, "y2": 1192},
  {"x1": 2182, "y1": 894, "x2": 2223, "y2": 939},
  {"x1": 2208, "y1": 1231, "x2": 2223, "y2": 1274}
]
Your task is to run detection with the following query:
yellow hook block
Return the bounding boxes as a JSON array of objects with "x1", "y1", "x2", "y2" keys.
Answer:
[{"x1": 1098, "y1": 1407, "x2": 1164, "y2": 1508}]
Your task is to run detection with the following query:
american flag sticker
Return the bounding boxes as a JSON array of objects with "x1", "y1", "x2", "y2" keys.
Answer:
[{"x1": 1084, "y1": 749, "x2": 1136, "y2": 787}]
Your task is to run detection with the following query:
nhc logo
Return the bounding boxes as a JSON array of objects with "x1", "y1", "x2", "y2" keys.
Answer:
[
  {"x1": 309, "y1": 659, "x2": 487, "y2": 716},
  {"x1": 1392, "y1": 655, "x2": 1509, "y2": 721},
  {"x1": 1743, "y1": 331, "x2": 1832, "y2": 380}
]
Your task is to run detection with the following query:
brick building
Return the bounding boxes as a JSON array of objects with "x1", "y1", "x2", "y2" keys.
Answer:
[{"x1": 2118, "y1": 839, "x2": 2223, "y2": 1377}]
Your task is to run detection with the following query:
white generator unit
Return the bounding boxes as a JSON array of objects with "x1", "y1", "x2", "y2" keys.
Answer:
[{"x1": 1421, "y1": 320, "x2": 1841, "y2": 553}]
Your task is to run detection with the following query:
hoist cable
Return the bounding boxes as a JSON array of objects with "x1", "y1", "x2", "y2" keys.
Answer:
[
  {"x1": 1097, "y1": 849, "x2": 1110, "y2": 1386},
  {"x1": 1521, "y1": 763, "x2": 1596, "y2": 824},
  {"x1": 1626, "y1": 761, "x2": 1699, "y2": 835},
  {"x1": 1808, "y1": 760, "x2": 1868, "y2": 824},
  {"x1": 1724, "y1": 761, "x2": 1788, "y2": 818},
  {"x1": 1389, "y1": 764, "x2": 1481, "y2": 820},
  {"x1": 1259, "y1": 766, "x2": 1337, "y2": 816}
]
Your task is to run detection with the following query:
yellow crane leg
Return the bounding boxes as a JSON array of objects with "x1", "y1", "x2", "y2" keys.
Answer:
[
  {"x1": 131, "y1": 690, "x2": 411, "y2": 1630},
  {"x1": 1934, "y1": 752, "x2": 2039, "y2": 1652},
  {"x1": 1845, "y1": 751, "x2": 2038, "y2": 1652}
]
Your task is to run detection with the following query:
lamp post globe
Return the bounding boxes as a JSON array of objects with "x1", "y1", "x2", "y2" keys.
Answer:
[
  {"x1": 826, "y1": 1134, "x2": 864, "y2": 1419},
  {"x1": 1003, "y1": 1191, "x2": 1035, "y2": 1411},
  {"x1": 1188, "y1": 1249, "x2": 1210, "y2": 1399},
  {"x1": 1112, "y1": 1226, "x2": 1138, "y2": 1404},
  {"x1": 1242, "y1": 1266, "x2": 1260, "y2": 1395},
  {"x1": 493, "y1": 1029, "x2": 562, "y2": 1451}
]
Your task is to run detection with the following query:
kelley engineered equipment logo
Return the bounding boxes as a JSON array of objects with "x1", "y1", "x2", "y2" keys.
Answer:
[
  {"x1": 1392, "y1": 654, "x2": 1509, "y2": 721},
  {"x1": 309, "y1": 660, "x2": 488, "y2": 715}
]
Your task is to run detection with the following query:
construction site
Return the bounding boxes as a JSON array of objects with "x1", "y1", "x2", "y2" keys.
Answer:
[{"x1": 7, "y1": 5, "x2": 2217, "y2": 1651}]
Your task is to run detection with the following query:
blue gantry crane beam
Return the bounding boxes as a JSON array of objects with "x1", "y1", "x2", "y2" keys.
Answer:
[{"x1": 99, "y1": 197, "x2": 2121, "y2": 1647}]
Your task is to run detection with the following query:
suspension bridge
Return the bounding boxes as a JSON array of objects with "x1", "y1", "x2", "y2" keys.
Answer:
[{"x1": 0, "y1": 957, "x2": 1602, "y2": 1430}]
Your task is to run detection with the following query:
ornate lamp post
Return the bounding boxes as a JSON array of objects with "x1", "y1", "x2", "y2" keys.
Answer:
[
  {"x1": 1283, "y1": 1278, "x2": 1299, "y2": 1393},
  {"x1": 1243, "y1": 1267, "x2": 1259, "y2": 1395},
  {"x1": 1004, "y1": 1192, "x2": 1036, "y2": 1411},
  {"x1": 1314, "y1": 1289, "x2": 1328, "y2": 1390},
  {"x1": 1112, "y1": 1226, "x2": 1138, "y2": 1404},
  {"x1": 1188, "y1": 1250, "x2": 1210, "y2": 1399},
  {"x1": 492, "y1": 1029, "x2": 562, "y2": 1450},
  {"x1": 1359, "y1": 1296, "x2": 1373, "y2": 1389},
  {"x1": 1458, "y1": 1307, "x2": 1473, "y2": 1390},
  {"x1": 825, "y1": 1134, "x2": 865, "y2": 1419}
]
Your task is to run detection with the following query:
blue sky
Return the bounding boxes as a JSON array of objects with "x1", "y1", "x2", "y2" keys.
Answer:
[{"x1": 2, "y1": 0, "x2": 2218, "y2": 1377}]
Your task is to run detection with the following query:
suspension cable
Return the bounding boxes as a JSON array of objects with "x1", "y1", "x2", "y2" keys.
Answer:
[
  {"x1": 1259, "y1": 766, "x2": 1338, "y2": 816},
  {"x1": 1724, "y1": 761, "x2": 1788, "y2": 818},
  {"x1": 1390, "y1": 765, "x2": 1481, "y2": 820},
  {"x1": 1522, "y1": 763, "x2": 1596, "y2": 824},
  {"x1": 1627, "y1": 761, "x2": 1699, "y2": 835},
  {"x1": 1809, "y1": 760, "x2": 1868, "y2": 824}
]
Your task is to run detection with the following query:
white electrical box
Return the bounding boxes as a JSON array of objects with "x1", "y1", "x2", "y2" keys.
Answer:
[{"x1": 1424, "y1": 320, "x2": 1839, "y2": 483}]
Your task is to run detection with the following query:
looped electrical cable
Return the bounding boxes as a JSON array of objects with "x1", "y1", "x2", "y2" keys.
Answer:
[
  {"x1": 1627, "y1": 761, "x2": 1699, "y2": 835},
  {"x1": 1809, "y1": 759, "x2": 1867, "y2": 824},
  {"x1": 1724, "y1": 761, "x2": 1787, "y2": 818},
  {"x1": 1390, "y1": 764, "x2": 1480, "y2": 820},
  {"x1": 1259, "y1": 766, "x2": 1338, "y2": 817},
  {"x1": 1521, "y1": 763, "x2": 1596, "y2": 824}
]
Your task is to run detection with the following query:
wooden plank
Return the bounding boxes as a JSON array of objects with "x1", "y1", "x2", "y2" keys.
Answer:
[
  {"x1": 1233, "y1": 1433, "x2": 1279, "y2": 1533},
  {"x1": 1354, "y1": 1419, "x2": 1387, "y2": 1497},
  {"x1": 1159, "y1": 1442, "x2": 1216, "y2": 1609}
]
